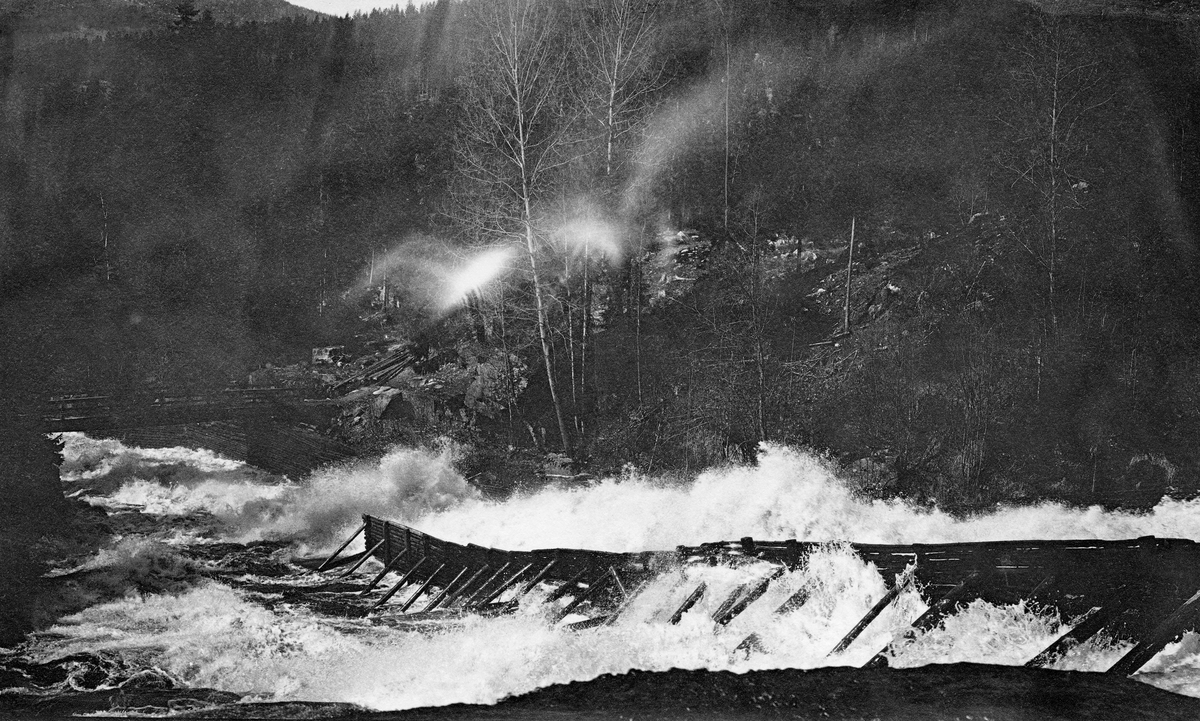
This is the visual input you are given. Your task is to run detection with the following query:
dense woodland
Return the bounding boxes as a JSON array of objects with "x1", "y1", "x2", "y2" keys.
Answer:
[{"x1": 4, "y1": 0, "x2": 1200, "y2": 588}]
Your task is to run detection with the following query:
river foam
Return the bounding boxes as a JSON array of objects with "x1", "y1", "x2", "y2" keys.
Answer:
[{"x1": 42, "y1": 433, "x2": 1200, "y2": 709}]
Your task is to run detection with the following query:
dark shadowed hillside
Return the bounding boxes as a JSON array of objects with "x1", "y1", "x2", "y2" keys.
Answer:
[{"x1": 3, "y1": 1, "x2": 1200, "y2": 643}]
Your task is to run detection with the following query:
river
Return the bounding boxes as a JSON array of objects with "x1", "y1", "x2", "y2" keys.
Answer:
[{"x1": 3, "y1": 434, "x2": 1200, "y2": 718}]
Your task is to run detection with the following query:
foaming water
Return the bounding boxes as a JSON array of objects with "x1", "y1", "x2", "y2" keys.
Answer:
[
  {"x1": 33, "y1": 435, "x2": 1200, "y2": 710},
  {"x1": 415, "y1": 444, "x2": 1200, "y2": 550}
]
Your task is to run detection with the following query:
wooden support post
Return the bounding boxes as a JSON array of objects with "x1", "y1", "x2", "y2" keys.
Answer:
[
  {"x1": 359, "y1": 548, "x2": 411, "y2": 595},
  {"x1": 317, "y1": 549, "x2": 369, "y2": 572},
  {"x1": 669, "y1": 582, "x2": 707, "y2": 625},
  {"x1": 554, "y1": 571, "x2": 614, "y2": 623},
  {"x1": 462, "y1": 562, "x2": 512, "y2": 608},
  {"x1": 317, "y1": 521, "x2": 366, "y2": 571},
  {"x1": 546, "y1": 567, "x2": 592, "y2": 604},
  {"x1": 474, "y1": 563, "x2": 535, "y2": 608},
  {"x1": 566, "y1": 614, "x2": 612, "y2": 631},
  {"x1": 863, "y1": 571, "x2": 981, "y2": 669},
  {"x1": 397, "y1": 563, "x2": 447, "y2": 613},
  {"x1": 1109, "y1": 587, "x2": 1200, "y2": 676},
  {"x1": 424, "y1": 566, "x2": 471, "y2": 612},
  {"x1": 829, "y1": 573, "x2": 913, "y2": 657},
  {"x1": 516, "y1": 560, "x2": 557, "y2": 599},
  {"x1": 775, "y1": 585, "x2": 811, "y2": 615},
  {"x1": 337, "y1": 539, "x2": 386, "y2": 579},
  {"x1": 370, "y1": 556, "x2": 427, "y2": 606},
  {"x1": 443, "y1": 565, "x2": 491, "y2": 608},
  {"x1": 1026, "y1": 604, "x2": 1126, "y2": 669},
  {"x1": 711, "y1": 582, "x2": 750, "y2": 624},
  {"x1": 603, "y1": 577, "x2": 650, "y2": 627},
  {"x1": 714, "y1": 566, "x2": 784, "y2": 626}
]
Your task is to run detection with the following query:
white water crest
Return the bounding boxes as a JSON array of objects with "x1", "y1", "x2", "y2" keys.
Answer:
[{"x1": 41, "y1": 434, "x2": 1200, "y2": 709}]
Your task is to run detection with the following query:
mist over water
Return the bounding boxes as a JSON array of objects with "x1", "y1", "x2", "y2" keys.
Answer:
[{"x1": 28, "y1": 434, "x2": 1200, "y2": 710}]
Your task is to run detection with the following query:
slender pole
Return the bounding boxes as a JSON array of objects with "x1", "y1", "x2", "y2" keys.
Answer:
[
  {"x1": 829, "y1": 573, "x2": 912, "y2": 657},
  {"x1": 358, "y1": 548, "x2": 411, "y2": 594},
  {"x1": 554, "y1": 571, "x2": 614, "y2": 622},
  {"x1": 1109, "y1": 587, "x2": 1200, "y2": 676},
  {"x1": 669, "y1": 582, "x2": 707, "y2": 625},
  {"x1": 843, "y1": 216, "x2": 855, "y2": 334},
  {"x1": 425, "y1": 566, "x2": 472, "y2": 612},
  {"x1": 462, "y1": 562, "x2": 512, "y2": 608},
  {"x1": 714, "y1": 566, "x2": 784, "y2": 626},
  {"x1": 475, "y1": 562, "x2": 536, "y2": 608},
  {"x1": 337, "y1": 539, "x2": 386, "y2": 579},
  {"x1": 516, "y1": 560, "x2": 558, "y2": 599},
  {"x1": 317, "y1": 522, "x2": 366, "y2": 571},
  {"x1": 546, "y1": 567, "x2": 592, "y2": 603},
  {"x1": 369, "y1": 556, "x2": 428, "y2": 605},
  {"x1": 397, "y1": 563, "x2": 447, "y2": 613},
  {"x1": 443, "y1": 565, "x2": 491, "y2": 608}
]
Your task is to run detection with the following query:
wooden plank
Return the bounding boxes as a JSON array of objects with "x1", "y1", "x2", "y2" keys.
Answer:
[
  {"x1": 425, "y1": 566, "x2": 472, "y2": 612},
  {"x1": 775, "y1": 585, "x2": 811, "y2": 615},
  {"x1": 473, "y1": 563, "x2": 535, "y2": 608},
  {"x1": 863, "y1": 571, "x2": 982, "y2": 669},
  {"x1": 714, "y1": 566, "x2": 784, "y2": 626},
  {"x1": 711, "y1": 582, "x2": 750, "y2": 624},
  {"x1": 668, "y1": 583, "x2": 707, "y2": 625},
  {"x1": 828, "y1": 572, "x2": 913, "y2": 657},
  {"x1": 516, "y1": 561, "x2": 558, "y2": 598},
  {"x1": 442, "y1": 565, "x2": 491, "y2": 608},
  {"x1": 359, "y1": 548, "x2": 411, "y2": 595},
  {"x1": 370, "y1": 556, "x2": 428, "y2": 607},
  {"x1": 546, "y1": 567, "x2": 592, "y2": 603},
  {"x1": 397, "y1": 563, "x2": 447, "y2": 613},
  {"x1": 317, "y1": 522, "x2": 366, "y2": 572},
  {"x1": 554, "y1": 571, "x2": 614, "y2": 623},
  {"x1": 1026, "y1": 604, "x2": 1125, "y2": 669},
  {"x1": 337, "y1": 539, "x2": 387, "y2": 579},
  {"x1": 462, "y1": 562, "x2": 512, "y2": 608},
  {"x1": 1109, "y1": 587, "x2": 1200, "y2": 676}
]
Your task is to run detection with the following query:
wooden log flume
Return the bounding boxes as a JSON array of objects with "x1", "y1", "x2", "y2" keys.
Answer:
[{"x1": 315, "y1": 515, "x2": 1200, "y2": 675}]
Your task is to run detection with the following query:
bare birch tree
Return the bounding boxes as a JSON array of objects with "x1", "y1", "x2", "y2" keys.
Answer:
[
  {"x1": 571, "y1": 0, "x2": 664, "y2": 437},
  {"x1": 454, "y1": 0, "x2": 576, "y2": 454},
  {"x1": 998, "y1": 14, "x2": 1110, "y2": 331}
]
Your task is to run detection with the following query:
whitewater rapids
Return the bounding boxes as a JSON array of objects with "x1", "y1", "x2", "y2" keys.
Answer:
[{"x1": 14, "y1": 433, "x2": 1200, "y2": 710}]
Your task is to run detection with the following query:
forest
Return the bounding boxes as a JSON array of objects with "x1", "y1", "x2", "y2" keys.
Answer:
[{"x1": 4, "y1": 0, "x2": 1200, "y2": 589}]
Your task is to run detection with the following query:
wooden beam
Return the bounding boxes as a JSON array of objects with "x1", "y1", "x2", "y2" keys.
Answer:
[
  {"x1": 397, "y1": 563, "x2": 447, "y2": 613},
  {"x1": 862, "y1": 571, "x2": 981, "y2": 669},
  {"x1": 474, "y1": 563, "x2": 535, "y2": 608},
  {"x1": 461, "y1": 562, "x2": 511, "y2": 608},
  {"x1": 317, "y1": 522, "x2": 366, "y2": 571},
  {"x1": 1026, "y1": 605, "x2": 1123, "y2": 669},
  {"x1": 424, "y1": 566, "x2": 472, "y2": 612},
  {"x1": 442, "y1": 565, "x2": 491, "y2": 608},
  {"x1": 554, "y1": 571, "x2": 614, "y2": 623},
  {"x1": 668, "y1": 582, "x2": 707, "y2": 625},
  {"x1": 337, "y1": 539, "x2": 386, "y2": 579},
  {"x1": 829, "y1": 572, "x2": 913, "y2": 657},
  {"x1": 1109, "y1": 587, "x2": 1200, "y2": 676},
  {"x1": 546, "y1": 567, "x2": 592, "y2": 604},
  {"x1": 369, "y1": 556, "x2": 428, "y2": 607},
  {"x1": 714, "y1": 566, "x2": 784, "y2": 626},
  {"x1": 711, "y1": 582, "x2": 750, "y2": 624},
  {"x1": 516, "y1": 560, "x2": 557, "y2": 599},
  {"x1": 775, "y1": 585, "x2": 811, "y2": 615},
  {"x1": 358, "y1": 548, "x2": 411, "y2": 595}
]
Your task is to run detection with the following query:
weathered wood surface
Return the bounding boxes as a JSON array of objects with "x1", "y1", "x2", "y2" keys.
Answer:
[{"x1": 354, "y1": 515, "x2": 1200, "y2": 643}]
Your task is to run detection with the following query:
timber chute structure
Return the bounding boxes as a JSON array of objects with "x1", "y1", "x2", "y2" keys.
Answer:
[{"x1": 315, "y1": 514, "x2": 1200, "y2": 675}]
